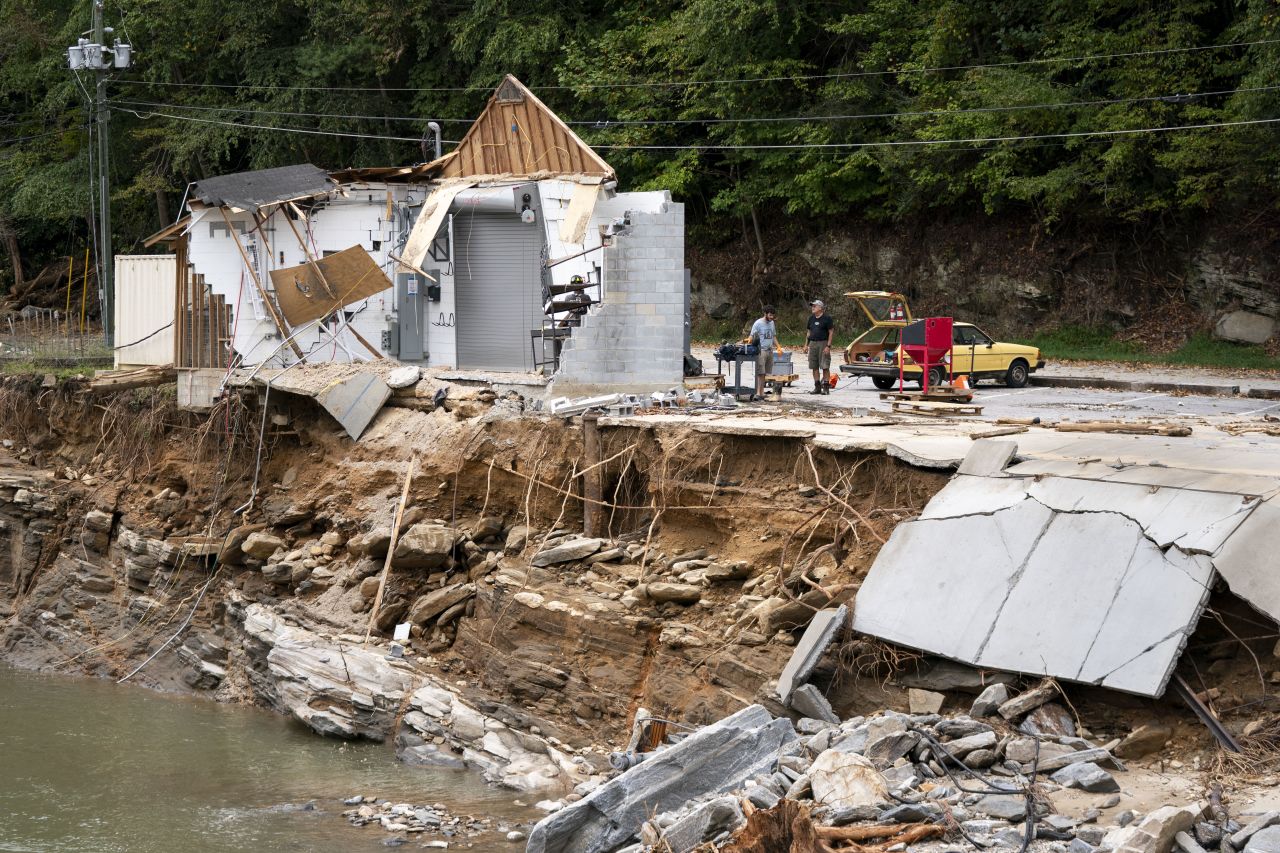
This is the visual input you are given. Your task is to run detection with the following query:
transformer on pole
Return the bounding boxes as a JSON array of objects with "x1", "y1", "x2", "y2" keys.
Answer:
[{"x1": 67, "y1": 0, "x2": 134, "y2": 347}]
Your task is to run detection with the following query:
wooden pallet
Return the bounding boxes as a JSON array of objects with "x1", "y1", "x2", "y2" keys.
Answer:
[
  {"x1": 764, "y1": 373, "x2": 798, "y2": 385},
  {"x1": 891, "y1": 400, "x2": 984, "y2": 417},
  {"x1": 683, "y1": 374, "x2": 726, "y2": 391},
  {"x1": 879, "y1": 389, "x2": 974, "y2": 404}
]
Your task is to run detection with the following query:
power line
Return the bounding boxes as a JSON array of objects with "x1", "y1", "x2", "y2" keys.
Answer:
[
  {"x1": 112, "y1": 105, "x2": 457, "y2": 143},
  {"x1": 110, "y1": 98, "x2": 474, "y2": 124},
  {"x1": 590, "y1": 115, "x2": 1280, "y2": 150},
  {"x1": 107, "y1": 83, "x2": 1280, "y2": 129},
  {"x1": 113, "y1": 101, "x2": 1280, "y2": 152},
  {"x1": 113, "y1": 36, "x2": 1280, "y2": 94}
]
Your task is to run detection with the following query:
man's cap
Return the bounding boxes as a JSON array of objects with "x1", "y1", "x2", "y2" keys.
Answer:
[{"x1": 810, "y1": 299, "x2": 825, "y2": 308}]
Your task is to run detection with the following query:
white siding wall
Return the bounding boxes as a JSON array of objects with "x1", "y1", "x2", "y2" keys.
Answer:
[
  {"x1": 114, "y1": 254, "x2": 177, "y2": 368},
  {"x1": 181, "y1": 179, "x2": 671, "y2": 372}
]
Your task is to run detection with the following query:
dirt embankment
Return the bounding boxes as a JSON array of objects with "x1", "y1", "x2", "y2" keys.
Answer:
[{"x1": 0, "y1": 373, "x2": 945, "y2": 760}]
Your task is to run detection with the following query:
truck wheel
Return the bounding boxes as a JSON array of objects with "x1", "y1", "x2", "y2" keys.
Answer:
[
  {"x1": 1005, "y1": 359, "x2": 1029, "y2": 388},
  {"x1": 871, "y1": 376, "x2": 895, "y2": 390},
  {"x1": 919, "y1": 367, "x2": 946, "y2": 389}
]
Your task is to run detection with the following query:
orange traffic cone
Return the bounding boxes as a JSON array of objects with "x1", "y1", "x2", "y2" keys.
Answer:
[{"x1": 954, "y1": 374, "x2": 970, "y2": 391}]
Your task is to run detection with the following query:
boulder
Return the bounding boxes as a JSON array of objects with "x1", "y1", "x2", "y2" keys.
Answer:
[
  {"x1": 909, "y1": 689, "x2": 945, "y2": 714},
  {"x1": 974, "y1": 794, "x2": 1027, "y2": 822},
  {"x1": 1245, "y1": 827, "x2": 1280, "y2": 853},
  {"x1": 386, "y1": 365, "x2": 422, "y2": 389},
  {"x1": 262, "y1": 562, "x2": 294, "y2": 584},
  {"x1": 645, "y1": 583, "x2": 703, "y2": 605},
  {"x1": 217, "y1": 523, "x2": 266, "y2": 565},
  {"x1": 808, "y1": 750, "x2": 888, "y2": 808},
  {"x1": 242, "y1": 531, "x2": 285, "y2": 560},
  {"x1": 408, "y1": 583, "x2": 475, "y2": 625},
  {"x1": 505, "y1": 525, "x2": 531, "y2": 555},
  {"x1": 525, "y1": 705, "x2": 796, "y2": 853},
  {"x1": 531, "y1": 538, "x2": 603, "y2": 567},
  {"x1": 1115, "y1": 805, "x2": 1206, "y2": 853},
  {"x1": 1114, "y1": 724, "x2": 1172, "y2": 759},
  {"x1": 1050, "y1": 762, "x2": 1119, "y2": 794},
  {"x1": 393, "y1": 523, "x2": 459, "y2": 569},
  {"x1": 1232, "y1": 813, "x2": 1280, "y2": 849},
  {"x1": 1215, "y1": 310, "x2": 1276, "y2": 345},
  {"x1": 472, "y1": 516, "x2": 505, "y2": 539},
  {"x1": 350, "y1": 528, "x2": 392, "y2": 558},
  {"x1": 1019, "y1": 703, "x2": 1076, "y2": 738},
  {"x1": 997, "y1": 682, "x2": 1058, "y2": 720},
  {"x1": 971, "y1": 683, "x2": 1012, "y2": 717},
  {"x1": 646, "y1": 797, "x2": 744, "y2": 853}
]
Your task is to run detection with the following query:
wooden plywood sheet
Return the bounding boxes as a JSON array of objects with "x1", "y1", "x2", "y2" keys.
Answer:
[
  {"x1": 401, "y1": 180, "x2": 473, "y2": 272},
  {"x1": 558, "y1": 182, "x2": 600, "y2": 245},
  {"x1": 270, "y1": 245, "x2": 391, "y2": 326}
]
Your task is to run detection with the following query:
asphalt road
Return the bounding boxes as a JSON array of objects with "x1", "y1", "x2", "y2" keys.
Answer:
[{"x1": 689, "y1": 345, "x2": 1280, "y2": 423}]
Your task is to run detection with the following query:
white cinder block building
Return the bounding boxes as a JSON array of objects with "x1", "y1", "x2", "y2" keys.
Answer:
[{"x1": 146, "y1": 76, "x2": 687, "y2": 401}]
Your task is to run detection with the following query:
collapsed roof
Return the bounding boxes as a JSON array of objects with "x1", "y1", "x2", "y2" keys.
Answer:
[{"x1": 190, "y1": 164, "x2": 336, "y2": 212}]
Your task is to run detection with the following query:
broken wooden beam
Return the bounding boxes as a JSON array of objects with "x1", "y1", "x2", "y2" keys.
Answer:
[{"x1": 85, "y1": 365, "x2": 176, "y2": 394}]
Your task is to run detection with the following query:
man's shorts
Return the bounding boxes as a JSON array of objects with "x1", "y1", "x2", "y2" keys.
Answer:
[
  {"x1": 808, "y1": 340, "x2": 831, "y2": 370},
  {"x1": 755, "y1": 348, "x2": 774, "y2": 377}
]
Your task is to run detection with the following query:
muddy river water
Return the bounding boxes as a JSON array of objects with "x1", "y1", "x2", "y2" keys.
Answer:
[{"x1": 0, "y1": 664, "x2": 534, "y2": 852}]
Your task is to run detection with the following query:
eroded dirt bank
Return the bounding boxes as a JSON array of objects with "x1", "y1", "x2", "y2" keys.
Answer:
[
  {"x1": 0, "y1": 373, "x2": 941, "y2": 785},
  {"x1": 4, "y1": 372, "x2": 1278, "y2": 853}
]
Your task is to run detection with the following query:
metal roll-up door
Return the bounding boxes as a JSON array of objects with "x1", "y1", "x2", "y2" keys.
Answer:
[{"x1": 453, "y1": 211, "x2": 545, "y2": 371}]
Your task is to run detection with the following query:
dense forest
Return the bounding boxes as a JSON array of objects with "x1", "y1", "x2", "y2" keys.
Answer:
[{"x1": 1, "y1": 0, "x2": 1278, "y2": 308}]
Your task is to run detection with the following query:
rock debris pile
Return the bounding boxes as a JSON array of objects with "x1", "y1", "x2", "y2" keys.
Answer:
[{"x1": 527, "y1": 679, "x2": 1248, "y2": 853}]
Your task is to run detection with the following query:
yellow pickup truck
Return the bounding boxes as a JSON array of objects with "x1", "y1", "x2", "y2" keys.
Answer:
[{"x1": 839, "y1": 291, "x2": 1045, "y2": 390}]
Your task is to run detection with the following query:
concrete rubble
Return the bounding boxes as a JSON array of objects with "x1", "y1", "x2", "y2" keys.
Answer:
[
  {"x1": 853, "y1": 434, "x2": 1280, "y2": 697},
  {"x1": 526, "y1": 704, "x2": 797, "y2": 853},
  {"x1": 520, "y1": 679, "x2": 1237, "y2": 853}
]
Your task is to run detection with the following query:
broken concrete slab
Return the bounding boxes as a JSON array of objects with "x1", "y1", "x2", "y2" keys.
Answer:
[
  {"x1": 899, "y1": 659, "x2": 1018, "y2": 693},
  {"x1": 957, "y1": 439, "x2": 1018, "y2": 477},
  {"x1": 854, "y1": 489, "x2": 1214, "y2": 697},
  {"x1": 315, "y1": 372, "x2": 392, "y2": 440},
  {"x1": 790, "y1": 683, "x2": 839, "y2": 724},
  {"x1": 1213, "y1": 496, "x2": 1280, "y2": 623},
  {"x1": 525, "y1": 705, "x2": 796, "y2": 853},
  {"x1": 919, "y1": 475, "x2": 1030, "y2": 520},
  {"x1": 776, "y1": 605, "x2": 847, "y2": 704}
]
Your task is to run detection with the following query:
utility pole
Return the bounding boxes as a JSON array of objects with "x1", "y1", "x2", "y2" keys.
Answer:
[{"x1": 67, "y1": 1, "x2": 132, "y2": 347}]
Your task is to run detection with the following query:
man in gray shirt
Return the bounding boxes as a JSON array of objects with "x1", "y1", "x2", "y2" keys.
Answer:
[{"x1": 749, "y1": 306, "x2": 777, "y2": 401}]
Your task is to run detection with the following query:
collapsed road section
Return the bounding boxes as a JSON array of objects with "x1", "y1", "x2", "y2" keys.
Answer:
[{"x1": 2, "y1": 367, "x2": 1280, "y2": 852}]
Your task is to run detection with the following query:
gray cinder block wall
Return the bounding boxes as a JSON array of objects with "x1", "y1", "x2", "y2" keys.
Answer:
[{"x1": 552, "y1": 200, "x2": 686, "y2": 395}]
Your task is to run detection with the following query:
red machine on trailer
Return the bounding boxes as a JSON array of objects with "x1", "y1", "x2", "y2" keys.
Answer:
[{"x1": 898, "y1": 317, "x2": 953, "y2": 393}]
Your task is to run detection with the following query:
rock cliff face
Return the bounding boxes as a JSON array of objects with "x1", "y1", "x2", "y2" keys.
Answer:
[{"x1": 689, "y1": 218, "x2": 1280, "y2": 347}]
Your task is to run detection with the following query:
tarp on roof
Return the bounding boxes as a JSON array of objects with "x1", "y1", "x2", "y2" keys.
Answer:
[{"x1": 192, "y1": 164, "x2": 335, "y2": 212}]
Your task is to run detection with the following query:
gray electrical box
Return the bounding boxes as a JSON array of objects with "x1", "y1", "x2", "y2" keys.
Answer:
[{"x1": 396, "y1": 272, "x2": 425, "y2": 361}]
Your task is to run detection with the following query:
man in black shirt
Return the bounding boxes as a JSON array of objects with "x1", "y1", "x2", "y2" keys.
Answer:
[{"x1": 806, "y1": 300, "x2": 834, "y2": 394}]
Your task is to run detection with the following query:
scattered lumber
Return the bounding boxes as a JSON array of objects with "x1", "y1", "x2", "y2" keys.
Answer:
[
  {"x1": 890, "y1": 400, "x2": 982, "y2": 417},
  {"x1": 85, "y1": 364, "x2": 176, "y2": 394},
  {"x1": 879, "y1": 388, "x2": 974, "y2": 403},
  {"x1": 1055, "y1": 420, "x2": 1191, "y2": 436},
  {"x1": 969, "y1": 425, "x2": 1029, "y2": 439}
]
